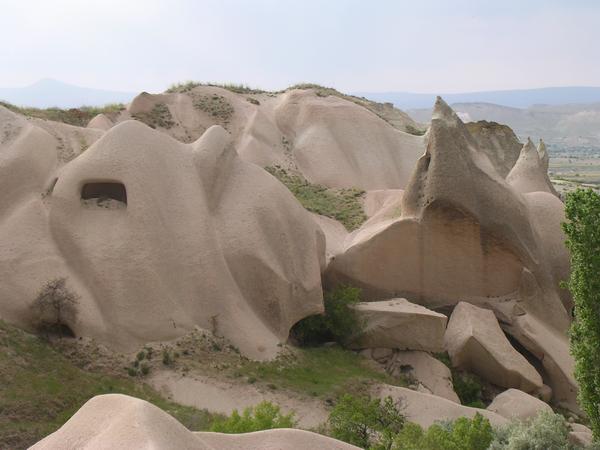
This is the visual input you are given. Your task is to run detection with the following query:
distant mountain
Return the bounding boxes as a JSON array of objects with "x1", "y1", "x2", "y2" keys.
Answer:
[
  {"x1": 408, "y1": 102, "x2": 600, "y2": 151},
  {"x1": 0, "y1": 79, "x2": 135, "y2": 108},
  {"x1": 356, "y1": 87, "x2": 600, "y2": 110}
]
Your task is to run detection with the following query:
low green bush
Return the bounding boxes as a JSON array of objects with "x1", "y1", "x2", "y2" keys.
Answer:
[
  {"x1": 391, "y1": 413, "x2": 493, "y2": 450},
  {"x1": 291, "y1": 285, "x2": 363, "y2": 346},
  {"x1": 328, "y1": 394, "x2": 405, "y2": 449},
  {"x1": 489, "y1": 410, "x2": 571, "y2": 450},
  {"x1": 209, "y1": 401, "x2": 296, "y2": 433}
]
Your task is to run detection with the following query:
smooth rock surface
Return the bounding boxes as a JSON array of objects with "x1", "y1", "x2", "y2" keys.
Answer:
[
  {"x1": 486, "y1": 388, "x2": 553, "y2": 420},
  {"x1": 445, "y1": 302, "x2": 543, "y2": 392},
  {"x1": 350, "y1": 298, "x2": 447, "y2": 352}
]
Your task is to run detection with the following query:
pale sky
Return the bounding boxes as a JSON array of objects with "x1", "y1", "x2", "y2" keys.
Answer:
[{"x1": 1, "y1": 0, "x2": 599, "y2": 94}]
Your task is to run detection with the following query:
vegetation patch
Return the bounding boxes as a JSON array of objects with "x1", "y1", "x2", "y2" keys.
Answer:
[
  {"x1": 167, "y1": 81, "x2": 267, "y2": 95},
  {"x1": 132, "y1": 103, "x2": 175, "y2": 129},
  {"x1": 238, "y1": 346, "x2": 404, "y2": 400},
  {"x1": 265, "y1": 165, "x2": 366, "y2": 231},
  {"x1": 0, "y1": 320, "x2": 219, "y2": 449},
  {"x1": 291, "y1": 286, "x2": 364, "y2": 346},
  {"x1": 209, "y1": 401, "x2": 296, "y2": 433},
  {"x1": 192, "y1": 93, "x2": 234, "y2": 124},
  {"x1": 434, "y1": 352, "x2": 486, "y2": 408},
  {"x1": 0, "y1": 101, "x2": 124, "y2": 127},
  {"x1": 405, "y1": 124, "x2": 427, "y2": 136}
]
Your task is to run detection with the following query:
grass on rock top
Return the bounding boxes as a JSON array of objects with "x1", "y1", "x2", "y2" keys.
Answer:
[
  {"x1": 0, "y1": 320, "x2": 218, "y2": 449},
  {"x1": 0, "y1": 101, "x2": 125, "y2": 127},
  {"x1": 265, "y1": 166, "x2": 366, "y2": 231}
]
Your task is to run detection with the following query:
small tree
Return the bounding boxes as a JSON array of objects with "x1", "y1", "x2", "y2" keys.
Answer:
[
  {"x1": 328, "y1": 394, "x2": 405, "y2": 449},
  {"x1": 563, "y1": 188, "x2": 600, "y2": 440},
  {"x1": 209, "y1": 401, "x2": 296, "y2": 433},
  {"x1": 31, "y1": 277, "x2": 79, "y2": 337}
]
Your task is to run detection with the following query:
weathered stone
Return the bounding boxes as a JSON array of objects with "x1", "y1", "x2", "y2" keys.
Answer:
[{"x1": 486, "y1": 388, "x2": 552, "y2": 420}]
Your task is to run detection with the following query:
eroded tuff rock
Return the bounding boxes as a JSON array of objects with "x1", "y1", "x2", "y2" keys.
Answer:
[
  {"x1": 373, "y1": 385, "x2": 507, "y2": 429},
  {"x1": 97, "y1": 86, "x2": 426, "y2": 190},
  {"x1": 385, "y1": 351, "x2": 459, "y2": 403},
  {"x1": 31, "y1": 394, "x2": 359, "y2": 450},
  {"x1": 486, "y1": 388, "x2": 553, "y2": 420},
  {"x1": 445, "y1": 302, "x2": 543, "y2": 393},
  {"x1": 506, "y1": 138, "x2": 558, "y2": 196},
  {"x1": 465, "y1": 120, "x2": 522, "y2": 177},
  {"x1": 0, "y1": 115, "x2": 325, "y2": 360},
  {"x1": 326, "y1": 97, "x2": 577, "y2": 411},
  {"x1": 350, "y1": 298, "x2": 447, "y2": 352}
]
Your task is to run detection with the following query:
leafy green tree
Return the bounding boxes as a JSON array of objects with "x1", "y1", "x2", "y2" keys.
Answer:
[
  {"x1": 328, "y1": 394, "x2": 405, "y2": 449},
  {"x1": 391, "y1": 413, "x2": 493, "y2": 450},
  {"x1": 563, "y1": 188, "x2": 600, "y2": 440},
  {"x1": 291, "y1": 285, "x2": 363, "y2": 346},
  {"x1": 209, "y1": 401, "x2": 296, "y2": 433}
]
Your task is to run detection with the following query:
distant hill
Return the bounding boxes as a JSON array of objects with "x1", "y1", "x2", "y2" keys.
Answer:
[
  {"x1": 407, "y1": 102, "x2": 600, "y2": 150},
  {"x1": 356, "y1": 87, "x2": 600, "y2": 110},
  {"x1": 0, "y1": 79, "x2": 135, "y2": 108}
]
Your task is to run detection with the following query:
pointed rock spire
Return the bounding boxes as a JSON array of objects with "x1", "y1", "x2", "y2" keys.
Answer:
[{"x1": 537, "y1": 138, "x2": 549, "y2": 171}]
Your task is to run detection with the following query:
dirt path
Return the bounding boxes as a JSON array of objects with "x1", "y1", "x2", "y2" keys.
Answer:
[{"x1": 149, "y1": 370, "x2": 330, "y2": 429}]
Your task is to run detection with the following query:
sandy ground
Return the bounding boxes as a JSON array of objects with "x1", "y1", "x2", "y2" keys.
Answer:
[{"x1": 149, "y1": 370, "x2": 330, "y2": 429}]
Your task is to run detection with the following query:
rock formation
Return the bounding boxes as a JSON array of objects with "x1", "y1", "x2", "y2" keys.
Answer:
[
  {"x1": 506, "y1": 138, "x2": 558, "y2": 196},
  {"x1": 326, "y1": 97, "x2": 577, "y2": 410},
  {"x1": 0, "y1": 112, "x2": 325, "y2": 359},
  {"x1": 486, "y1": 388, "x2": 553, "y2": 420},
  {"x1": 444, "y1": 302, "x2": 543, "y2": 393},
  {"x1": 350, "y1": 299, "x2": 447, "y2": 352},
  {"x1": 465, "y1": 120, "x2": 522, "y2": 177},
  {"x1": 373, "y1": 385, "x2": 507, "y2": 429},
  {"x1": 31, "y1": 394, "x2": 359, "y2": 450}
]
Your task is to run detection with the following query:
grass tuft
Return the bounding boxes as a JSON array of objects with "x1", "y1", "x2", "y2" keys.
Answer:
[
  {"x1": 0, "y1": 101, "x2": 125, "y2": 127},
  {"x1": 265, "y1": 166, "x2": 366, "y2": 231}
]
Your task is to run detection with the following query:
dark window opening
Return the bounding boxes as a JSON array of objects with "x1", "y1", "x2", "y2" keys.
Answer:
[{"x1": 81, "y1": 182, "x2": 127, "y2": 207}]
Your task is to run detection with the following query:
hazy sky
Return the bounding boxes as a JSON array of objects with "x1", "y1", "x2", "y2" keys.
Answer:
[{"x1": 1, "y1": 0, "x2": 599, "y2": 93}]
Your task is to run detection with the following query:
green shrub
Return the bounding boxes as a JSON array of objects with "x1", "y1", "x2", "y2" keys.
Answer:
[
  {"x1": 452, "y1": 372, "x2": 485, "y2": 408},
  {"x1": 405, "y1": 124, "x2": 426, "y2": 136},
  {"x1": 391, "y1": 413, "x2": 493, "y2": 450},
  {"x1": 162, "y1": 349, "x2": 173, "y2": 366},
  {"x1": 328, "y1": 394, "x2": 405, "y2": 449},
  {"x1": 265, "y1": 166, "x2": 366, "y2": 231},
  {"x1": 209, "y1": 401, "x2": 296, "y2": 433},
  {"x1": 291, "y1": 286, "x2": 363, "y2": 346},
  {"x1": 489, "y1": 410, "x2": 570, "y2": 449},
  {"x1": 563, "y1": 188, "x2": 600, "y2": 440}
]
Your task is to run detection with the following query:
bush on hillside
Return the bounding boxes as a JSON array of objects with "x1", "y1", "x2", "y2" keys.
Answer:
[
  {"x1": 291, "y1": 285, "x2": 363, "y2": 346},
  {"x1": 391, "y1": 413, "x2": 493, "y2": 450},
  {"x1": 489, "y1": 410, "x2": 570, "y2": 450},
  {"x1": 563, "y1": 188, "x2": 600, "y2": 441},
  {"x1": 328, "y1": 394, "x2": 405, "y2": 449},
  {"x1": 209, "y1": 401, "x2": 296, "y2": 433}
]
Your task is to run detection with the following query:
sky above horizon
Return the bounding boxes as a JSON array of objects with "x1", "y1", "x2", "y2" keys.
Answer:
[{"x1": 1, "y1": 0, "x2": 599, "y2": 94}]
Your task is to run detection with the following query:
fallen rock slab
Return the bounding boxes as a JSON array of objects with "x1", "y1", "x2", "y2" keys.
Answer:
[
  {"x1": 486, "y1": 388, "x2": 552, "y2": 420},
  {"x1": 350, "y1": 298, "x2": 447, "y2": 352},
  {"x1": 386, "y1": 351, "x2": 459, "y2": 403},
  {"x1": 373, "y1": 385, "x2": 507, "y2": 429},
  {"x1": 445, "y1": 302, "x2": 543, "y2": 392}
]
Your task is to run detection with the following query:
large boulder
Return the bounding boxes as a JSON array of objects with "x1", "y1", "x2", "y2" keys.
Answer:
[
  {"x1": 385, "y1": 351, "x2": 459, "y2": 403},
  {"x1": 445, "y1": 302, "x2": 543, "y2": 393},
  {"x1": 486, "y1": 388, "x2": 553, "y2": 420},
  {"x1": 373, "y1": 385, "x2": 507, "y2": 429},
  {"x1": 0, "y1": 120, "x2": 325, "y2": 360},
  {"x1": 568, "y1": 423, "x2": 593, "y2": 448},
  {"x1": 350, "y1": 298, "x2": 447, "y2": 352},
  {"x1": 31, "y1": 394, "x2": 359, "y2": 450}
]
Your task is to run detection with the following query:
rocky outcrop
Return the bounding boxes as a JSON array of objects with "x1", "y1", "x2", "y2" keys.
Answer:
[
  {"x1": 569, "y1": 423, "x2": 593, "y2": 448},
  {"x1": 465, "y1": 120, "x2": 522, "y2": 177},
  {"x1": 31, "y1": 394, "x2": 359, "y2": 450},
  {"x1": 0, "y1": 119, "x2": 325, "y2": 360},
  {"x1": 506, "y1": 138, "x2": 558, "y2": 196},
  {"x1": 350, "y1": 299, "x2": 447, "y2": 352},
  {"x1": 486, "y1": 388, "x2": 553, "y2": 420},
  {"x1": 385, "y1": 351, "x2": 459, "y2": 403},
  {"x1": 325, "y1": 97, "x2": 576, "y2": 411},
  {"x1": 444, "y1": 302, "x2": 543, "y2": 393},
  {"x1": 373, "y1": 385, "x2": 507, "y2": 429},
  {"x1": 87, "y1": 113, "x2": 114, "y2": 130}
]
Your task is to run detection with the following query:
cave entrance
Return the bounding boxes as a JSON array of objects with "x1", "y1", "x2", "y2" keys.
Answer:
[{"x1": 81, "y1": 182, "x2": 127, "y2": 207}]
